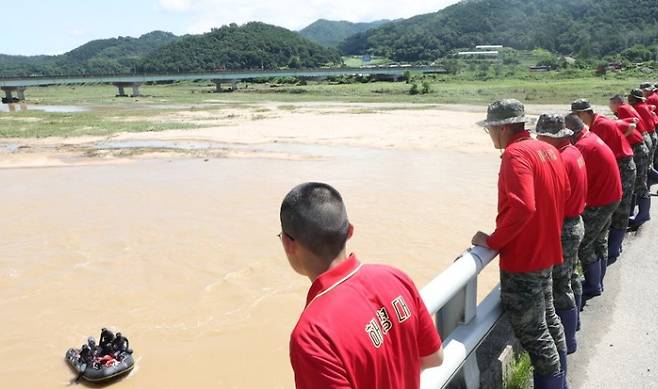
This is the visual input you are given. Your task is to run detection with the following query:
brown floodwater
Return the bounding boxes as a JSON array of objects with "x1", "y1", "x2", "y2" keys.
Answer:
[{"x1": 0, "y1": 144, "x2": 500, "y2": 388}]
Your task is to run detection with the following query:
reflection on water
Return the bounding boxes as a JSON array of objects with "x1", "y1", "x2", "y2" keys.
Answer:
[
  {"x1": 0, "y1": 147, "x2": 500, "y2": 388},
  {"x1": 96, "y1": 140, "x2": 378, "y2": 159},
  {"x1": 0, "y1": 103, "x2": 88, "y2": 113},
  {"x1": 2, "y1": 143, "x2": 19, "y2": 153}
]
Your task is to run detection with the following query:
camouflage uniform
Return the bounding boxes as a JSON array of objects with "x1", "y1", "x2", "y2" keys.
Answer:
[
  {"x1": 579, "y1": 202, "x2": 619, "y2": 266},
  {"x1": 650, "y1": 131, "x2": 658, "y2": 168},
  {"x1": 632, "y1": 141, "x2": 651, "y2": 199},
  {"x1": 611, "y1": 157, "x2": 637, "y2": 230},
  {"x1": 554, "y1": 216, "x2": 585, "y2": 310},
  {"x1": 501, "y1": 269, "x2": 566, "y2": 375}
]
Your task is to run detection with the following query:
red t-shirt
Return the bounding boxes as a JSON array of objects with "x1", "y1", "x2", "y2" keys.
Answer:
[
  {"x1": 486, "y1": 132, "x2": 570, "y2": 273},
  {"x1": 648, "y1": 93, "x2": 658, "y2": 117},
  {"x1": 589, "y1": 114, "x2": 634, "y2": 159},
  {"x1": 290, "y1": 254, "x2": 442, "y2": 389},
  {"x1": 573, "y1": 130, "x2": 622, "y2": 207},
  {"x1": 615, "y1": 118, "x2": 644, "y2": 146},
  {"x1": 560, "y1": 144, "x2": 588, "y2": 218},
  {"x1": 632, "y1": 102, "x2": 657, "y2": 134},
  {"x1": 615, "y1": 103, "x2": 647, "y2": 133}
]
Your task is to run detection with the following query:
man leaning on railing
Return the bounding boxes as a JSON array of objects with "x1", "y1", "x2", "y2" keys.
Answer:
[
  {"x1": 472, "y1": 100, "x2": 571, "y2": 389},
  {"x1": 279, "y1": 182, "x2": 443, "y2": 389}
]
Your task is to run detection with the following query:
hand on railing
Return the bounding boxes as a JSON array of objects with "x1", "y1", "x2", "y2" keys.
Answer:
[{"x1": 471, "y1": 231, "x2": 491, "y2": 249}]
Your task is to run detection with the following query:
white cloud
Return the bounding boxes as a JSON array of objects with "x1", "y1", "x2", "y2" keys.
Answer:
[
  {"x1": 158, "y1": 0, "x2": 460, "y2": 33},
  {"x1": 158, "y1": 0, "x2": 195, "y2": 12},
  {"x1": 70, "y1": 29, "x2": 86, "y2": 37}
]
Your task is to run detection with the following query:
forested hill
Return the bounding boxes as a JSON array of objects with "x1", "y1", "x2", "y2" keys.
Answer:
[
  {"x1": 340, "y1": 0, "x2": 658, "y2": 61},
  {"x1": 141, "y1": 22, "x2": 341, "y2": 72},
  {"x1": 0, "y1": 31, "x2": 178, "y2": 77},
  {"x1": 299, "y1": 19, "x2": 392, "y2": 47}
]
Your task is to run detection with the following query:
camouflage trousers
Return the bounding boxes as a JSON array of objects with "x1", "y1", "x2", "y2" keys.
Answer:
[
  {"x1": 649, "y1": 130, "x2": 658, "y2": 165},
  {"x1": 611, "y1": 157, "x2": 636, "y2": 230},
  {"x1": 633, "y1": 141, "x2": 651, "y2": 199},
  {"x1": 553, "y1": 216, "x2": 585, "y2": 310},
  {"x1": 501, "y1": 269, "x2": 566, "y2": 375},
  {"x1": 579, "y1": 202, "x2": 619, "y2": 266}
]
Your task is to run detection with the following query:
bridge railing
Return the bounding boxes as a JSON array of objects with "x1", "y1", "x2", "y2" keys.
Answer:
[{"x1": 420, "y1": 246, "x2": 502, "y2": 389}]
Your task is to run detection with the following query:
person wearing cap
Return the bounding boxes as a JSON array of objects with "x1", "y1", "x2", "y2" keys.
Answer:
[
  {"x1": 630, "y1": 88, "x2": 658, "y2": 174},
  {"x1": 472, "y1": 100, "x2": 570, "y2": 389},
  {"x1": 641, "y1": 82, "x2": 658, "y2": 114},
  {"x1": 280, "y1": 182, "x2": 443, "y2": 389},
  {"x1": 610, "y1": 95, "x2": 652, "y2": 231},
  {"x1": 649, "y1": 84, "x2": 658, "y2": 170},
  {"x1": 534, "y1": 114, "x2": 587, "y2": 357},
  {"x1": 565, "y1": 114, "x2": 621, "y2": 301},
  {"x1": 570, "y1": 99, "x2": 635, "y2": 267},
  {"x1": 628, "y1": 89, "x2": 658, "y2": 200}
]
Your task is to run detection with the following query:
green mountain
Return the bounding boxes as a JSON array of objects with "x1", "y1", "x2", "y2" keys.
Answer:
[
  {"x1": 339, "y1": 0, "x2": 658, "y2": 62},
  {"x1": 0, "y1": 31, "x2": 179, "y2": 77},
  {"x1": 299, "y1": 19, "x2": 392, "y2": 47},
  {"x1": 140, "y1": 22, "x2": 341, "y2": 72}
]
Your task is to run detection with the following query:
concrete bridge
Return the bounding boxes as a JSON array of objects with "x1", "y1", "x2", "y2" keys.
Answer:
[{"x1": 0, "y1": 66, "x2": 446, "y2": 101}]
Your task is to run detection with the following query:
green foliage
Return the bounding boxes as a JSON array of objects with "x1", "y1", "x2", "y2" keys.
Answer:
[
  {"x1": 0, "y1": 31, "x2": 178, "y2": 77},
  {"x1": 505, "y1": 353, "x2": 532, "y2": 389},
  {"x1": 340, "y1": 0, "x2": 658, "y2": 62},
  {"x1": 621, "y1": 44, "x2": 655, "y2": 63},
  {"x1": 421, "y1": 81, "x2": 431, "y2": 94},
  {"x1": 409, "y1": 83, "x2": 420, "y2": 95},
  {"x1": 141, "y1": 22, "x2": 341, "y2": 73},
  {"x1": 299, "y1": 19, "x2": 392, "y2": 47}
]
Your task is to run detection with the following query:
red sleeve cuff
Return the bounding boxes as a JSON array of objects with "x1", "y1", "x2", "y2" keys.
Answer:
[{"x1": 486, "y1": 234, "x2": 502, "y2": 251}]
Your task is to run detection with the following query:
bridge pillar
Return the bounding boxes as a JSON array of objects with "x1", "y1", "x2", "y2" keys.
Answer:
[
  {"x1": 16, "y1": 88, "x2": 26, "y2": 101},
  {"x1": 114, "y1": 83, "x2": 128, "y2": 97},
  {"x1": 113, "y1": 82, "x2": 141, "y2": 97},
  {"x1": 131, "y1": 84, "x2": 142, "y2": 97},
  {"x1": 1, "y1": 86, "x2": 26, "y2": 103},
  {"x1": 212, "y1": 80, "x2": 223, "y2": 93},
  {"x1": 230, "y1": 81, "x2": 239, "y2": 91}
]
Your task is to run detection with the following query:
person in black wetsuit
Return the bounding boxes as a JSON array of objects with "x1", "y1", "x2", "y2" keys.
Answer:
[
  {"x1": 79, "y1": 345, "x2": 94, "y2": 365},
  {"x1": 112, "y1": 332, "x2": 131, "y2": 355},
  {"x1": 99, "y1": 328, "x2": 115, "y2": 356}
]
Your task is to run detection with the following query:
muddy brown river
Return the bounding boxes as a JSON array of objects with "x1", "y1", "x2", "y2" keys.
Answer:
[{"x1": 1, "y1": 136, "x2": 502, "y2": 388}]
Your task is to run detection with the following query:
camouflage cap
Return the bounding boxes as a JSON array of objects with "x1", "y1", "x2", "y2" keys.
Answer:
[
  {"x1": 629, "y1": 88, "x2": 646, "y2": 101},
  {"x1": 533, "y1": 114, "x2": 573, "y2": 138},
  {"x1": 571, "y1": 98, "x2": 593, "y2": 112},
  {"x1": 640, "y1": 82, "x2": 655, "y2": 91},
  {"x1": 477, "y1": 99, "x2": 530, "y2": 127}
]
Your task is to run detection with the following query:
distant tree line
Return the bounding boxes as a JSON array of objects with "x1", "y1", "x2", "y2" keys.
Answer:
[
  {"x1": 339, "y1": 0, "x2": 658, "y2": 63},
  {"x1": 0, "y1": 23, "x2": 340, "y2": 77}
]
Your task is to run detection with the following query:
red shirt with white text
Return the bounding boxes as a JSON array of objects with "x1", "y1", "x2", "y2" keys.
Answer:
[{"x1": 290, "y1": 254, "x2": 441, "y2": 389}]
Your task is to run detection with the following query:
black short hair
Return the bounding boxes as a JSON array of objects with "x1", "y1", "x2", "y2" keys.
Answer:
[
  {"x1": 280, "y1": 182, "x2": 349, "y2": 261},
  {"x1": 509, "y1": 122, "x2": 526, "y2": 132},
  {"x1": 610, "y1": 95, "x2": 624, "y2": 104},
  {"x1": 564, "y1": 113, "x2": 585, "y2": 133}
]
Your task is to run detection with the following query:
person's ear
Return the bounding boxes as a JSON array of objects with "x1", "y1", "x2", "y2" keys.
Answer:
[
  {"x1": 346, "y1": 223, "x2": 354, "y2": 241},
  {"x1": 282, "y1": 234, "x2": 296, "y2": 254}
]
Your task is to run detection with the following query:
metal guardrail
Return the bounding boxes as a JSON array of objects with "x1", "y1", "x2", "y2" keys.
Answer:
[{"x1": 420, "y1": 246, "x2": 502, "y2": 389}]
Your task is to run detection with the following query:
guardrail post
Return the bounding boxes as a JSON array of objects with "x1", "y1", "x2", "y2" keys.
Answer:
[{"x1": 435, "y1": 275, "x2": 481, "y2": 389}]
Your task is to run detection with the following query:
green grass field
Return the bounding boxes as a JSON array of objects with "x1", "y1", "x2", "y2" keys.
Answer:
[{"x1": 1, "y1": 70, "x2": 656, "y2": 139}]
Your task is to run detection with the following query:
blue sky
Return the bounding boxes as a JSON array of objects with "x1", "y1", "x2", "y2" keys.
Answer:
[{"x1": 1, "y1": 0, "x2": 461, "y2": 56}]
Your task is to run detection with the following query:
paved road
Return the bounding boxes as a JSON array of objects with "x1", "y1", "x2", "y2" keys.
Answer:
[{"x1": 568, "y1": 201, "x2": 658, "y2": 388}]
